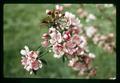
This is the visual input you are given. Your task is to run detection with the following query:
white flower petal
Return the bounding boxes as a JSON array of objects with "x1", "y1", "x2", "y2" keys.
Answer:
[
  {"x1": 20, "y1": 50, "x2": 27, "y2": 56},
  {"x1": 24, "y1": 45, "x2": 29, "y2": 53},
  {"x1": 26, "y1": 66, "x2": 31, "y2": 71},
  {"x1": 56, "y1": 5, "x2": 59, "y2": 10},
  {"x1": 89, "y1": 53, "x2": 95, "y2": 58}
]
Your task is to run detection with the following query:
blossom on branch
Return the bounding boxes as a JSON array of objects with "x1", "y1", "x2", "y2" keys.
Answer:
[
  {"x1": 41, "y1": 5, "x2": 96, "y2": 77},
  {"x1": 20, "y1": 46, "x2": 43, "y2": 74}
]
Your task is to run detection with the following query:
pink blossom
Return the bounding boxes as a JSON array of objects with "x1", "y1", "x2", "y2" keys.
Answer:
[
  {"x1": 68, "y1": 58, "x2": 87, "y2": 71},
  {"x1": 21, "y1": 56, "x2": 28, "y2": 65},
  {"x1": 64, "y1": 12, "x2": 81, "y2": 27},
  {"x1": 93, "y1": 34, "x2": 101, "y2": 44},
  {"x1": 41, "y1": 40, "x2": 49, "y2": 47},
  {"x1": 86, "y1": 14, "x2": 96, "y2": 22},
  {"x1": 73, "y1": 62, "x2": 86, "y2": 71},
  {"x1": 42, "y1": 33, "x2": 49, "y2": 40},
  {"x1": 68, "y1": 58, "x2": 78, "y2": 67},
  {"x1": 52, "y1": 43, "x2": 64, "y2": 58},
  {"x1": 71, "y1": 27, "x2": 80, "y2": 34},
  {"x1": 32, "y1": 60, "x2": 42, "y2": 70},
  {"x1": 63, "y1": 40, "x2": 77, "y2": 55},
  {"x1": 21, "y1": 56, "x2": 42, "y2": 73},
  {"x1": 85, "y1": 26, "x2": 97, "y2": 38},
  {"x1": 72, "y1": 34, "x2": 81, "y2": 46},
  {"x1": 81, "y1": 56, "x2": 92, "y2": 65},
  {"x1": 49, "y1": 30, "x2": 62, "y2": 45},
  {"x1": 28, "y1": 51, "x2": 38, "y2": 59},
  {"x1": 20, "y1": 46, "x2": 43, "y2": 74},
  {"x1": 63, "y1": 31, "x2": 71, "y2": 41}
]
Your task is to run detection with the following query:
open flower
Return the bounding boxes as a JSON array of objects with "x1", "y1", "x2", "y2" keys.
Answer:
[
  {"x1": 40, "y1": 5, "x2": 96, "y2": 77},
  {"x1": 52, "y1": 43, "x2": 64, "y2": 58},
  {"x1": 64, "y1": 12, "x2": 81, "y2": 28},
  {"x1": 72, "y1": 34, "x2": 81, "y2": 46},
  {"x1": 71, "y1": 26, "x2": 81, "y2": 34},
  {"x1": 68, "y1": 57, "x2": 87, "y2": 71},
  {"x1": 31, "y1": 60, "x2": 42, "y2": 70},
  {"x1": 63, "y1": 40, "x2": 77, "y2": 55},
  {"x1": 20, "y1": 45, "x2": 30, "y2": 56},
  {"x1": 63, "y1": 31, "x2": 71, "y2": 41},
  {"x1": 85, "y1": 26, "x2": 97, "y2": 38},
  {"x1": 49, "y1": 29, "x2": 63, "y2": 45},
  {"x1": 20, "y1": 46, "x2": 43, "y2": 74},
  {"x1": 86, "y1": 14, "x2": 96, "y2": 22},
  {"x1": 41, "y1": 40, "x2": 49, "y2": 47}
]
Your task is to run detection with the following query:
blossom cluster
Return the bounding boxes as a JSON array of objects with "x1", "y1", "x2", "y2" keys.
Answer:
[
  {"x1": 93, "y1": 33, "x2": 115, "y2": 52},
  {"x1": 84, "y1": 26, "x2": 115, "y2": 53},
  {"x1": 41, "y1": 5, "x2": 96, "y2": 76},
  {"x1": 20, "y1": 46, "x2": 43, "y2": 74},
  {"x1": 76, "y1": 5, "x2": 116, "y2": 53},
  {"x1": 19, "y1": 5, "x2": 116, "y2": 78}
]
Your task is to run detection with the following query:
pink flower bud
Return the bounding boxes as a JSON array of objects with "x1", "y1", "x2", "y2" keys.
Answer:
[
  {"x1": 41, "y1": 40, "x2": 49, "y2": 47},
  {"x1": 63, "y1": 31, "x2": 71, "y2": 40},
  {"x1": 42, "y1": 33, "x2": 49, "y2": 40}
]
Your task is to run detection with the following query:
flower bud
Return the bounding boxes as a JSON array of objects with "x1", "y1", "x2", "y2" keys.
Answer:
[
  {"x1": 42, "y1": 33, "x2": 49, "y2": 40},
  {"x1": 41, "y1": 40, "x2": 49, "y2": 47},
  {"x1": 46, "y1": 9, "x2": 52, "y2": 15}
]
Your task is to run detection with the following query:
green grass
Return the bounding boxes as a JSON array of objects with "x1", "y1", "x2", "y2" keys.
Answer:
[{"x1": 4, "y1": 4, "x2": 116, "y2": 79}]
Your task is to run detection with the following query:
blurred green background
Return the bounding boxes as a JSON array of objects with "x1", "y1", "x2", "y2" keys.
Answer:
[{"x1": 4, "y1": 4, "x2": 116, "y2": 79}]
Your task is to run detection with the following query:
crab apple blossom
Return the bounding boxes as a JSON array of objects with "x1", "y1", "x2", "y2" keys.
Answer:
[
  {"x1": 19, "y1": 4, "x2": 116, "y2": 78},
  {"x1": 71, "y1": 26, "x2": 81, "y2": 34},
  {"x1": 63, "y1": 40, "x2": 77, "y2": 56},
  {"x1": 52, "y1": 43, "x2": 64, "y2": 58},
  {"x1": 31, "y1": 60, "x2": 42, "y2": 70},
  {"x1": 63, "y1": 31, "x2": 71, "y2": 41},
  {"x1": 20, "y1": 46, "x2": 43, "y2": 74},
  {"x1": 42, "y1": 33, "x2": 49, "y2": 40},
  {"x1": 64, "y1": 12, "x2": 81, "y2": 28},
  {"x1": 86, "y1": 14, "x2": 96, "y2": 22},
  {"x1": 49, "y1": 28, "x2": 63, "y2": 45},
  {"x1": 72, "y1": 34, "x2": 81, "y2": 46},
  {"x1": 41, "y1": 40, "x2": 49, "y2": 47},
  {"x1": 92, "y1": 32, "x2": 115, "y2": 52},
  {"x1": 40, "y1": 5, "x2": 96, "y2": 77},
  {"x1": 85, "y1": 26, "x2": 97, "y2": 38}
]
